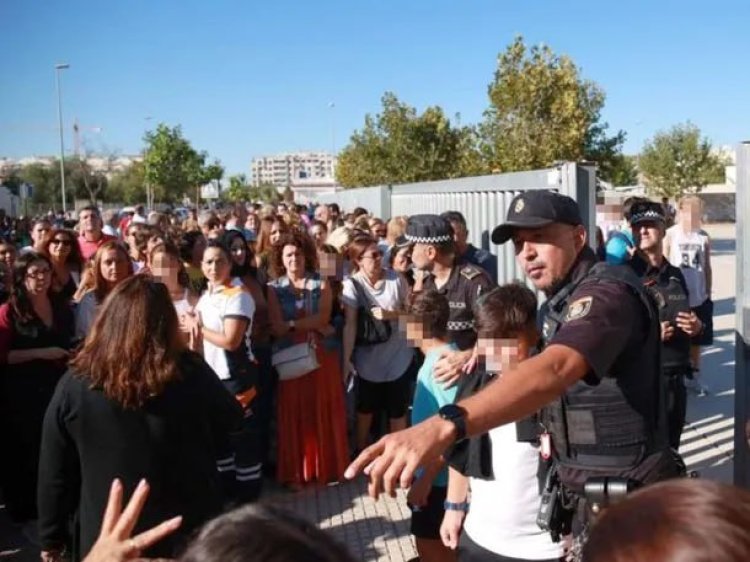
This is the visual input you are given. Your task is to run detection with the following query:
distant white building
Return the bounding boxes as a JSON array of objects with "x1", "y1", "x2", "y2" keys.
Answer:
[
  {"x1": 251, "y1": 151, "x2": 337, "y2": 188},
  {"x1": 0, "y1": 154, "x2": 142, "y2": 178}
]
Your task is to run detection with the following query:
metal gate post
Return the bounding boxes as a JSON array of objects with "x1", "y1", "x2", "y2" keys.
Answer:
[{"x1": 735, "y1": 141, "x2": 750, "y2": 488}]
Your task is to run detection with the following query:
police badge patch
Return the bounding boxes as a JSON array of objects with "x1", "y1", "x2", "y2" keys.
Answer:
[
  {"x1": 565, "y1": 296, "x2": 593, "y2": 321},
  {"x1": 514, "y1": 198, "x2": 525, "y2": 213}
]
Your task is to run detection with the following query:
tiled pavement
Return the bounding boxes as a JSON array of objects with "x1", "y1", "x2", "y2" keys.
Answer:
[
  {"x1": 0, "y1": 224, "x2": 738, "y2": 561},
  {"x1": 266, "y1": 478, "x2": 418, "y2": 562}
]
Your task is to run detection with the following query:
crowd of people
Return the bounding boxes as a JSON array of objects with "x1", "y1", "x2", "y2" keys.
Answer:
[{"x1": 0, "y1": 192, "x2": 745, "y2": 562}]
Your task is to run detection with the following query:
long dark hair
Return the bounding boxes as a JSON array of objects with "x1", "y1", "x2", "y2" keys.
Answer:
[
  {"x1": 42, "y1": 227, "x2": 83, "y2": 271},
  {"x1": 179, "y1": 503, "x2": 356, "y2": 562},
  {"x1": 10, "y1": 252, "x2": 52, "y2": 324},
  {"x1": 222, "y1": 230, "x2": 256, "y2": 278},
  {"x1": 71, "y1": 275, "x2": 184, "y2": 408}
]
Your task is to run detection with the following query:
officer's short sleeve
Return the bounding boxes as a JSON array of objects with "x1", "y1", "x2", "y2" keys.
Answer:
[{"x1": 549, "y1": 281, "x2": 643, "y2": 380}]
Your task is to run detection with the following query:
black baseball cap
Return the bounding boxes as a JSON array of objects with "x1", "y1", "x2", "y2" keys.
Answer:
[{"x1": 491, "y1": 191, "x2": 583, "y2": 245}]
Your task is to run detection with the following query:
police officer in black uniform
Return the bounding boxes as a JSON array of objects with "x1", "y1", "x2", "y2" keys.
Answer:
[
  {"x1": 405, "y1": 215, "x2": 495, "y2": 383},
  {"x1": 627, "y1": 200, "x2": 703, "y2": 450},
  {"x1": 346, "y1": 191, "x2": 680, "y2": 537}
]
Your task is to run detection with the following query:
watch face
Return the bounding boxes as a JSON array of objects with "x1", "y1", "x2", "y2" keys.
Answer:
[{"x1": 440, "y1": 404, "x2": 464, "y2": 420}]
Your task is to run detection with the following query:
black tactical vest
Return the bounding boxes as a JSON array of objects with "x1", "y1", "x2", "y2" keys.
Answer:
[
  {"x1": 540, "y1": 262, "x2": 669, "y2": 472},
  {"x1": 643, "y1": 271, "x2": 692, "y2": 371}
]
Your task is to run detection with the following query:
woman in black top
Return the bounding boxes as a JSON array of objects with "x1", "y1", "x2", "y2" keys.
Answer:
[
  {"x1": 38, "y1": 275, "x2": 243, "y2": 561},
  {"x1": 42, "y1": 228, "x2": 83, "y2": 302},
  {"x1": 0, "y1": 252, "x2": 74, "y2": 523}
]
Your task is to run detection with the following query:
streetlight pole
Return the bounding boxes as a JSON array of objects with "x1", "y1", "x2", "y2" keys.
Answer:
[
  {"x1": 143, "y1": 116, "x2": 153, "y2": 210},
  {"x1": 55, "y1": 63, "x2": 70, "y2": 214}
]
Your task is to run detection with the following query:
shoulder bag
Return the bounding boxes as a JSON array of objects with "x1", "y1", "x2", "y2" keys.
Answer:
[
  {"x1": 351, "y1": 277, "x2": 392, "y2": 346},
  {"x1": 271, "y1": 279, "x2": 320, "y2": 380}
]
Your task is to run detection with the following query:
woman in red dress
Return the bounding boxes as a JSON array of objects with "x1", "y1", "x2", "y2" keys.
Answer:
[{"x1": 267, "y1": 230, "x2": 349, "y2": 487}]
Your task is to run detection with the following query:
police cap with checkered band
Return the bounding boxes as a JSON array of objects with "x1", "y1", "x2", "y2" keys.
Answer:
[{"x1": 405, "y1": 214, "x2": 454, "y2": 245}]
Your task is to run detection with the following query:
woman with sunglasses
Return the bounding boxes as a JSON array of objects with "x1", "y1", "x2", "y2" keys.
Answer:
[
  {"x1": 42, "y1": 228, "x2": 84, "y2": 301},
  {"x1": 0, "y1": 252, "x2": 74, "y2": 524},
  {"x1": 75, "y1": 241, "x2": 134, "y2": 341},
  {"x1": 342, "y1": 236, "x2": 414, "y2": 453}
]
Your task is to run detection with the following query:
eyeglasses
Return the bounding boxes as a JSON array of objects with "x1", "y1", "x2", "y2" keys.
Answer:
[
  {"x1": 362, "y1": 252, "x2": 383, "y2": 260},
  {"x1": 51, "y1": 239, "x2": 72, "y2": 247},
  {"x1": 26, "y1": 268, "x2": 51, "y2": 279}
]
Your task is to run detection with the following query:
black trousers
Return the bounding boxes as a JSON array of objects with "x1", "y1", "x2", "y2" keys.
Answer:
[
  {"x1": 665, "y1": 370, "x2": 688, "y2": 450},
  {"x1": 459, "y1": 531, "x2": 563, "y2": 562}
]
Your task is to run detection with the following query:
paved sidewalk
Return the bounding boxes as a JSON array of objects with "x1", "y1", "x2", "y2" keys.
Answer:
[{"x1": 0, "y1": 224, "x2": 738, "y2": 562}]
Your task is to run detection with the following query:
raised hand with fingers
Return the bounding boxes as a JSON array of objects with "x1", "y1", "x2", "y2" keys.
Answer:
[{"x1": 81, "y1": 478, "x2": 182, "y2": 562}]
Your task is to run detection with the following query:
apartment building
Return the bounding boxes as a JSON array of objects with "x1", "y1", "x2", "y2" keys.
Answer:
[{"x1": 251, "y1": 151, "x2": 336, "y2": 187}]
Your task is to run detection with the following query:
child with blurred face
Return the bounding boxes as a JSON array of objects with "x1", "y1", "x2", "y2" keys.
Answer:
[{"x1": 439, "y1": 283, "x2": 562, "y2": 562}]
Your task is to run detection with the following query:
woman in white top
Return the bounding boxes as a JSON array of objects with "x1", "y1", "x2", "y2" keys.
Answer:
[
  {"x1": 150, "y1": 241, "x2": 200, "y2": 351},
  {"x1": 342, "y1": 235, "x2": 414, "y2": 452},
  {"x1": 75, "y1": 241, "x2": 133, "y2": 342}
]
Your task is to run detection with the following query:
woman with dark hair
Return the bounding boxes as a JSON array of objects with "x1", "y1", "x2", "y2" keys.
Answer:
[
  {"x1": 0, "y1": 252, "x2": 74, "y2": 524},
  {"x1": 267, "y1": 230, "x2": 349, "y2": 487},
  {"x1": 183, "y1": 240, "x2": 263, "y2": 502},
  {"x1": 178, "y1": 230, "x2": 207, "y2": 294},
  {"x1": 222, "y1": 230, "x2": 276, "y2": 472},
  {"x1": 38, "y1": 275, "x2": 243, "y2": 561},
  {"x1": 342, "y1": 235, "x2": 414, "y2": 453},
  {"x1": 75, "y1": 241, "x2": 133, "y2": 340},
  {"x1": 42, "y1": 228, "x2": 83, "y2": 300},
  {"x1": 150, "y1": 241, "x2": 200, "y2": 351},
  {"x1": 0, "y1": 238, "x2": 16, "y2": 303},
  {"x1": 180, "y1": 503, "x2": 357, "y2": 562},
  {"x1": 582, "y1": 479, "x2": 750, "y2": 562}
]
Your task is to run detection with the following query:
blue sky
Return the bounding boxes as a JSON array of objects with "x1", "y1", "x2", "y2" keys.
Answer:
[{"x1": 1, "y1": 0, "x2": 748, "y2": 176}]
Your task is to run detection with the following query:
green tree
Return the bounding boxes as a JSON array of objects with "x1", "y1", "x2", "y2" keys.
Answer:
[
  {"x1": 248, "y1": 182, "x2": 281, "y2": 204},
  {"x1": 1, "y1": 166, "x2": 23, "y2": 196},
  {"x1": 17, "y1": 161, "x2": 77, "y2": 208},
  {"x1": 606, "y1": 154, "x2": 639, "y2": 187},
  {"x1": 222, "y1": 174, "x2": 251, "y2": 202},
  {"x1": 108, "y1": 161, "x2": 146, "y2": 204},
  {"x1": 336, "y1": 92, "x2": 474, "y2": 188},
  {"x1": 143, "y1": 123, "x2": 223, "y2": 203},
  {"x1": 478, "y1": 36, "x2": 625, "y2": 178},
  {"x1": 639, "y1": 122, "x2": 727, "y2": 198}
]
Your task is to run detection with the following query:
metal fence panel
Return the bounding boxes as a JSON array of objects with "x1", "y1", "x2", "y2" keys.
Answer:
[
  {"x1": 735, "y1": 141, "x2": 750, "y2": 488},
  {"x1": 314, "y1": 185, "x2": 390, "y2": 219},
  {"x1": 388, "y1": 163, "x2": 595, "y2": 285}
]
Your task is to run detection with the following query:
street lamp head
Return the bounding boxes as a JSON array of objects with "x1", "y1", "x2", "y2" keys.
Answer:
[{"x1": 55, "y1": 63, "x2": 70, "y2": 70}]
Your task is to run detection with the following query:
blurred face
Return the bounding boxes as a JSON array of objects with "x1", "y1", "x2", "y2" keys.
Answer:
[
  {"x1": 311, "y1": 224, "x2": 327, "y2": 247},
  {"x1": 270, "y1": 222, "x2": 285, "y2": 244},
  {"x1": 449, "y1": 221, "x2": 468, "y2": 249},
  {"x1": 679, "y1": 201, "x2": 702, "y2": 231},
  {"x1": 357, "y1": 244, "x2": 383, "y2": 278},
  {"x1": 202, "y1": 247, "x2": 231, "y2": 284},
  {"x1": 633, "y1": 220, "x2": 665, "y2": 253},
  {"x1": 100, "y1": 249, "x2": 130, "y2": 286},
  {"x1": 204, "y1": 220, "x2": 224, "y2": 240},
  {"x1": 146, "y1": 234, "x2": 165, "y2": 255},
  {"x1": 229, "y1": 236, "x2": 248, "y2": 266},
  {"x1": 410, "y1": 242, "x2": 436, "y2": 271},
  {"x1": 25, "y1": 259, "x2": 52, "y2": 295},
  {"x1": 512, "y1": 223, "x2": 586, "y2": 295},
  {"x1": 151, "y1": 251, "x2": 180, "y2": 287},
  {"x1": 392, "y1": 246, "x2": 412, "y2": 273},
  {"x1": 79, "y1": 210, "x2": 101, "y2": 234},
  {"x1": 32, "y1": 222, "x2": 51, "y2": 244},
  {"x1": 315, "y1": 206, "x2": 330, "y2": 224},
  {"x1": 477, "y1": 331, "x2": 536, "y2": 373},
  {"x1": 48, "y1": 233, "x2": 73, "y2": 260},
  {"x1": 282, "y1": 244, "x2": 305, "y2": 275},
  {"x1": 0, "y1": 243, "x2": 17, "y2": 267},
  {"x1": 370, "y1": 222, "x2": 387, "y2": 239},
  {"x1": 245, "y1": 214, "x2": 259, "y2": 232},
  {"x1": 319, "y1": 252, "x2": 342, "y2": 279},
  {"x1": 191, "y1": 235, "x2": 207, "y2": 265}
]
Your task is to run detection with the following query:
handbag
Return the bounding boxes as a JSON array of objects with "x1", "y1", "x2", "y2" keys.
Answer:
[
  {"x1": 351, "y1": 277, "x2": 392, "y2": 346},
  {"x1": 271, "y1": 279, "x2": 320, "y2": 381}
]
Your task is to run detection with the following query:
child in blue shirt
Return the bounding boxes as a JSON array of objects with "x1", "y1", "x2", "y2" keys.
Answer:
[{"x1": 404, "y1": 289, "x2": 458, "y2": 562}]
